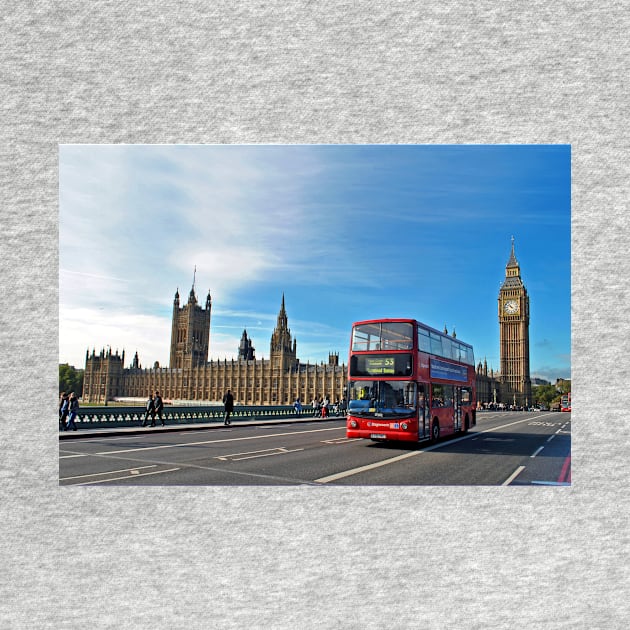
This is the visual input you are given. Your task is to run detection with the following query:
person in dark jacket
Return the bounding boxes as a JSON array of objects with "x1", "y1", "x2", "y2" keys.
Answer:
[
  {"x1": 223, "y1": 390, "x2": 234, "y2": 426},
  {"x1": 154, "y1": 391, "x2": 165, "y2": 426},
  {"x1": 59, "y1": 392, "x2": 69, "y2": 431},
  {"x1": 66, "y1": 393, "x2": 79, "y2": 431},
  {"x1": 142, "y1": 393, "x2": 155, "y2": 427}
]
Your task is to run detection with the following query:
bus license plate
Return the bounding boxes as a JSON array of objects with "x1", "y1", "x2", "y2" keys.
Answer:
[{"x1": 370, "y1": 433, "x2": 387, "y2": 440}]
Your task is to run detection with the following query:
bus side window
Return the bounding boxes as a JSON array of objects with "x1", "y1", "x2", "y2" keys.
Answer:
[
  {"x1": 443, "y1": 384, "x2": 454, "y2": 408},
  {"x1": 461, "y1": 387, "x2": 471, "y2": 404},
  {"x1": 418, "y1": 328, "x2": 431, "y2": 353},
  {"x1": 431, "y1": 384, "x2": 444, "y2": 407},
  {"x1": 417, "y1": 383, "x2": 426, "y2": 409}
]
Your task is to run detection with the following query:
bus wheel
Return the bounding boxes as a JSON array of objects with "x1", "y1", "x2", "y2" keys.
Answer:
[{"x1": 431, "y1": 419, "x2": 440, "y2": 442}]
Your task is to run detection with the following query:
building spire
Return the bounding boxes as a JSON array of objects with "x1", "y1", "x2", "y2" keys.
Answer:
[
  {"x1": 507, "y1": 236, "x2": 518, "y2": 268},
  {"x1": 188, "y1": 266, "x2": 197, "y2": 303}
]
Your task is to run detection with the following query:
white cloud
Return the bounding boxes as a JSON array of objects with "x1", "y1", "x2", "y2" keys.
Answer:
[
  {"x1": 60, "y1": 307, "x2": 171, "y2": 368},
  {"x1": 59, "y1": 145, "x2": 332, "y2": 315}
]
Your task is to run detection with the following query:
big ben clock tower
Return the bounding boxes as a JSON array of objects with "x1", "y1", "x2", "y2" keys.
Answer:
[{"x1": 498, "y1": 237, "x2": 532, "y2": 407}]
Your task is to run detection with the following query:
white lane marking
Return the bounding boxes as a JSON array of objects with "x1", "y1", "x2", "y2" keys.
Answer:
[
  {"x1": 93, "y1": 426, "x2": 342, "y2": 456},
  {"x1": 216, "y1": 447, "x2": 304, "y2": 461},
  {"x1": 315, "y1": 415, "x2": 551, "y2": 484},
  {"x1": 60, "y1": 465, "x2": 158, "y2": 481},
  {"x1": 315, "y1": 451, "x2": 422, "y2": 483},
  {"x1": 59, "y1": 453, "x2": 90, "y2": 459},
  {"x1": 531, "y1": 446, "x2": 545, "y2": 458},
  {"x1": 71, "y1": 467, "x2": 181, "y2": 485},
  {"x1": 232, "y1": 448, "x2": 304, "y2": 461},
  {"x1": 502, "y1": 466, "x2": 526, "y2": 486},
  {"x1": 547, "y1": 434, "x2": 556, "y2": 443},
  {"x1": 322, "y1": 437, "x2": 362, "y2": 444}
]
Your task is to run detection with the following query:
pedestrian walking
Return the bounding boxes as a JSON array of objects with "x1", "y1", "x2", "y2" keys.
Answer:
[
  {"x1": 311, "y1": 397, "x2": 319, "y2": 417},
  {"x1": 321, "y1": 395, "x2": 329, "y2": 419},
  {"x1": 142, "y1": 393, "x2": 155, "y2": 427},
  {"x1": 223, "y1": 389, "x2": 234, "y2": 425},
  {"x1": 154, "y1": 391, "x2": 165, "y2": 426},
  {"x1": 66, "y1": 392, "x2": 79, "y2": 431},
  {"x1": 59, "y1": 392, "x2": 69, "y2": 431},
  {"x1": 339, "y1": 397, "x2": 347, "y2": 416},
  {"x1": 293, "y1": 397, "x2": 302, "y2": 416}
]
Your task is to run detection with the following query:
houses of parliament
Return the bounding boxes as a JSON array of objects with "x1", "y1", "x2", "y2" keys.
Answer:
[{"x1": 81, "y1": 240, "x2": 532, "y2": 408}]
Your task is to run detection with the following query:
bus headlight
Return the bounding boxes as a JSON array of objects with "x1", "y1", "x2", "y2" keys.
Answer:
[
  {"x1": 349, "y1": 420, "x2": 358, "y2": 428},
  {"x1": 401, "y1": 422, "x2": 408, "y2": 430}
]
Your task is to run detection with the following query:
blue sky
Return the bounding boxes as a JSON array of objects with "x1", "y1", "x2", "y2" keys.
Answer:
[{"x1": 59, "y1": 144, "x2": 571, "y2": 382}]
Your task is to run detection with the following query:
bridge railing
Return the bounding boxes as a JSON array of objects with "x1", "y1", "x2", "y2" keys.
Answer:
[{"x1": 70, "y1": 405, "x2": 342, "y2": 428}]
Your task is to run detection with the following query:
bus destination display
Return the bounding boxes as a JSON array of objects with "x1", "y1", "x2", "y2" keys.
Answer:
[
  {"x1": 366, "y1": 357, "x2": 395, "y2": 375},
  {"x1": 350, "y1": 354, "x2": 413, "y2": 377}
]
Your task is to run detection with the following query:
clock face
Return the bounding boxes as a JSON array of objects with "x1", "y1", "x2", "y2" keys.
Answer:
[{"x1": 504, "y1": 299, "x2": 519, "y2": 314}]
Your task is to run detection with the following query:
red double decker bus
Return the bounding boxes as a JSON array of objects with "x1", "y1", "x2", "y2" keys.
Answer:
[
  {"x1": 346, "y1": 319, "x2": 476, "y2": 443},
  {"x1": 560, "y1": 392, "x2": 571, "y2": 412}
]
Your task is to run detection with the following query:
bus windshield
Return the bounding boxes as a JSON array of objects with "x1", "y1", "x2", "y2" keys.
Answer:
[
  {"x1": 347, "y1": 380, "x2": 417, "y2": 418},
  {"x1": 351, "y1": 322, "x2": 414, "y2": 351}
]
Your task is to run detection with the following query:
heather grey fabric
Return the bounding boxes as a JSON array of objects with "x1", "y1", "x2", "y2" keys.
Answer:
[{"x1": 1, "y1": 2, "x2": 627, "y2": 628}]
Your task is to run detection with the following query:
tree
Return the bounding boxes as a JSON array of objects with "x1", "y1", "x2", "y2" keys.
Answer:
[
  {"x1": 532, "y1": 384, "x2": 559, "y2": 408},
  {"x1": 59, "y1": 364, "x2": 84, "y2": 396},
  {"x1": 532, "y1": 380, "x2": 571, "y2": 408},
  {"x1": 557, "y1": 380, "x2": 571, "y2": 395}
]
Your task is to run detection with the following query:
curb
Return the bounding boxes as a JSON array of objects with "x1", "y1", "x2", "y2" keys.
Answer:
[{"x1": 58, "y1": 415, "x2": 345, "y2": 440}]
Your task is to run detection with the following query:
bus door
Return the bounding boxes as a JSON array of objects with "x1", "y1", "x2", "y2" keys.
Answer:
[
  {"x1": 418, "y1": 383, "x2": 427, "y2": 439},
  {"x1": 454, "y1": 387, "x2": 462, "y2": 432}
]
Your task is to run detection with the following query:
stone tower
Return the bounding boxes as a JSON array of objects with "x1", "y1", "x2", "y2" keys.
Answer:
[
  {"x1": 238, "y1": 330, "x2": 256, "y2": 361},
  {"x1": 498, "y1": 237, "x2": 532, "y2": 407},
  {"x1": 169, "y1": 277, "x2": 212, "y2": 369},
  {"x1": 270, "y1": 294, "x2": 297, "y2": 371},
  {"x1": 82, "y1": 347, "x2": 125, "y2": 403}
]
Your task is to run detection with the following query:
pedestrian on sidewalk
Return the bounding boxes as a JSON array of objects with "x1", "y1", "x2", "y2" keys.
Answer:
[
  {"x1": 321, "y1": 395, "x2": 329, "y2": 419},
  {"x1": 223, "y1": 389, "x2": 234, "y2": 425},
  {"x1": 142, "y1": 393, "x2": 155, "y2": 427},
  {"x1": 154, "y1": 391, "x2": 165, "y2": 426},
  {"x1": 59, "y1": 392, "x2": 69, "y2": 431},
  {"x1": 66, "y1": 392, "x2": 79, "y2": 431},
  {"x1": 293, "y1": 397, "x2": 302, "y2": 416}
]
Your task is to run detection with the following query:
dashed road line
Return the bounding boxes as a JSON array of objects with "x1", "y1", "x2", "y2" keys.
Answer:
[
  {"x1": 60, "y1": 465, "x2": 158, "y2": 481},
  {"x1": 215, "y1": 447, "x2": 304, "y2": 462},
  {"x1": 502, "y1": 466, "x2": 526, "y2": 486},
  {"x1": 71, "y1": 467, "x2": 181, "y2": 485},
  {"x1": 91, "y1": 426, "x2": 342, "y2": 456}
]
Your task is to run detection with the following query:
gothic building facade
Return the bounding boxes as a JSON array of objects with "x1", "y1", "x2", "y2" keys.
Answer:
[{"x1": 82, "y1": 289, "x2": 347, "y2": 405}]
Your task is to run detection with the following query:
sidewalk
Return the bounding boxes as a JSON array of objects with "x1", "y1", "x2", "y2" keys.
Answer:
[{"x1": 58, "y1": 414, "x2": 344, "y2": 440}]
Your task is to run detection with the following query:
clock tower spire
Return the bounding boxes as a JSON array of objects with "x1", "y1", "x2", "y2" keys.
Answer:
[{"x1": 498, "y1": 237, "x2": 532, "y2": 407}]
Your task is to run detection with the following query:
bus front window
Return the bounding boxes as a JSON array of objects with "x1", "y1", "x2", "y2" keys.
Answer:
[
  {"x1": 348, "y1": 381, "x2": 417, "y2": 418},
  {"x1": 351, "y1": 322, "x2": 413, "y2": 351}
]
